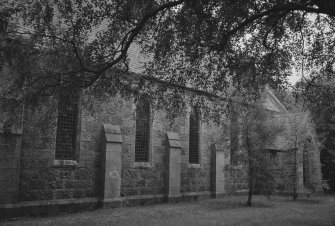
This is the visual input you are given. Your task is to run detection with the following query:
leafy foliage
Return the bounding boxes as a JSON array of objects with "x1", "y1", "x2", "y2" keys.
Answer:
[
  {"x1": 0, "y1": 0, "x2": 333, "y2": 113},
  {"x1": 239, "y1": 106, "x2": 284, "y2": 205},
  {"x1": 295, "y1": 75, "x2": 335, "y2": 192}
]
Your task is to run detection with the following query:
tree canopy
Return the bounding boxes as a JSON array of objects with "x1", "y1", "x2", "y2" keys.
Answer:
[{"x1": 1, "y1": 0, "x2": 334, "y2": 110}]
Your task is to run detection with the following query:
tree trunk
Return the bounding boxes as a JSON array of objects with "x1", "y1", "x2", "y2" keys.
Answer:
[
  {"x1": 293, "y1": 147, "x2": 298, "y2": 200},
  {"x1": 246, "y1": 140, "x2": 253, "y2": 206},
  {"x1": 247, "y1": 185, "x2": 253, "y2": 206}
]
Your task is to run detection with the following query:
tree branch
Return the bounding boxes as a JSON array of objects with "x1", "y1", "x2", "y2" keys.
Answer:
[
  {"x1": 218, "y1": 3, "x2": 328, "y2": 49},
  {"x1": 140, "y1": 74, "x2": 260, "y2": 108},
  {"x1": 97, "y1": 0, "x2": 188, "y2": 74}
]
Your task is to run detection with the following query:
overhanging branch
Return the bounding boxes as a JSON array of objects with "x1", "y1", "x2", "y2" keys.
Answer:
[
  {"x1": 218, "y1": 3, "x2": 327, "y2": 49},
  {"x1": 97, "y1": 0, "x2": 188, "y2": 75}
]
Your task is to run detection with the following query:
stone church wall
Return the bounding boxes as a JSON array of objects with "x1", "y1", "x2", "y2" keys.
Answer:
[
  {"x1": 17, "y1": 94, "x2": 231, "y2": 202},
  {"x1": 18, "y1": 98, "x2": 102, "y2": 201},
  {"x1": 0, "y1": 91, "x2": 323, "y2": 219}
]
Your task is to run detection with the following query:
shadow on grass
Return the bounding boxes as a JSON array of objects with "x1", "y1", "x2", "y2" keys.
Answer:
[
  {"x1": 205, "y1": 199, "x2": 273, "y2": 210},
  {"x1": 286, "y1": 198, "x2": 323, "y2": 204}
]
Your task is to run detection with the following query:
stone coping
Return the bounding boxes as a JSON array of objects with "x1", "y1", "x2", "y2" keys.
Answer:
[
  {"x1": 102, "y1": 124, "x2": 123, "y2": 143},
  {"x1": 166, "y1": 131, "x2": 181, "y2": 148}
]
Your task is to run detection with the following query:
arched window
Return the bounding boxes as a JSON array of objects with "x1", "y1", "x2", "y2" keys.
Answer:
[
  {"x1": 230, "y1": 107, "x2": 239, "y2": 164},
  {"x1": 55, "y1": 93, "x2": 80, "y2": 160},
  {"x1": 135, "y1": 96, "x2": 151, "y2": 162},
  {"x1": 189, "y1": 107, "x2": 200, "y2": 164},
  {"x1": 303, "y1": 138, "x2": 311, "y2": 185}
]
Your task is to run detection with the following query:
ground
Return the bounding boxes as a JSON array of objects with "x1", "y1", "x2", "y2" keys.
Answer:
[{"x1": 1, "y1": 195, "x2": 335, "y2": 226}]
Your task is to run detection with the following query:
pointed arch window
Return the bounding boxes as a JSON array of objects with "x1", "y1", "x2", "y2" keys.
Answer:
[
  {"x1": 303, "y1": 138, "x2": 311, "y2": 185},
  {"x1": 230, "y1": 107, "x2": 239, "y2": 165},
  {"x1": 135, "y1": 96, "x2": 151, "y2": 162},
  {"x1": 189, "y1": 107, "x2": 200, "y2": 164},
  {"x1": 55, "y1": 92, "x2": 80, "y2": 160}
]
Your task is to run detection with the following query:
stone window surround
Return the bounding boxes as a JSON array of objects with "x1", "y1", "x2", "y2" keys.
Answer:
[
  {"x1": 53, "y1": 159, "x2": 79, "y2": 167},
  {"x1": 53, "y1": 95, "x2": 82, "y2": 166},
  {"x1": 303, "y1": 135, "x2": 313, "y2": 186},
  {"x1": 132, "y1": 98, "x2": 154, "y2": 168},
  {"x1": 187, "y1": 107, "x2": 203, "y2": 168},
  {"x1": 230, "y1": 106, "x2": 239, "y2": 165}
]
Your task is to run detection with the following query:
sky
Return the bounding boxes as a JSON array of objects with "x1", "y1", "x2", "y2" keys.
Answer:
[{"x1": 289, "y1": 70, "x2": 302, "y2": 85}]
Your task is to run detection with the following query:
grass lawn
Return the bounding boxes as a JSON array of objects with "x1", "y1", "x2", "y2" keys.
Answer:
[{"x1": 1, "y1": 195, "x2": 335, "y2": 226}]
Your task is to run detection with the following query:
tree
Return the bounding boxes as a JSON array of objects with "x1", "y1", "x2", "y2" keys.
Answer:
[
  {"x1": 286, "y1": 114, "x2": 308, "y2": 200},
  {"x1": 296, "y1": 76, "x2": 335, "y2": 192},
  {"x1": 239, "y1": 106, "x2": 284, "y2": 206},
  {"x1": 0, "y1": 0, "x2": 334, "y2": 110},
  {"x1": 281, "y1": 112, "x2": 322, "y2": 199}
]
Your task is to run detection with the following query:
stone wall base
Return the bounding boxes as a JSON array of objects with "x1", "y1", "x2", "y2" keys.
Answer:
[
  {"x1": 0, "y1": 198, "x2": 99, "y2": 220},
  {"x1": 101, "y1": 191, "x2": 216, "y2": 208},
  {"x1": 2, "y1": 191, "x2": 319, "y2": 220},
  {"x1": 0, "y1": 192, "x2": 223, "y2": 220}
]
